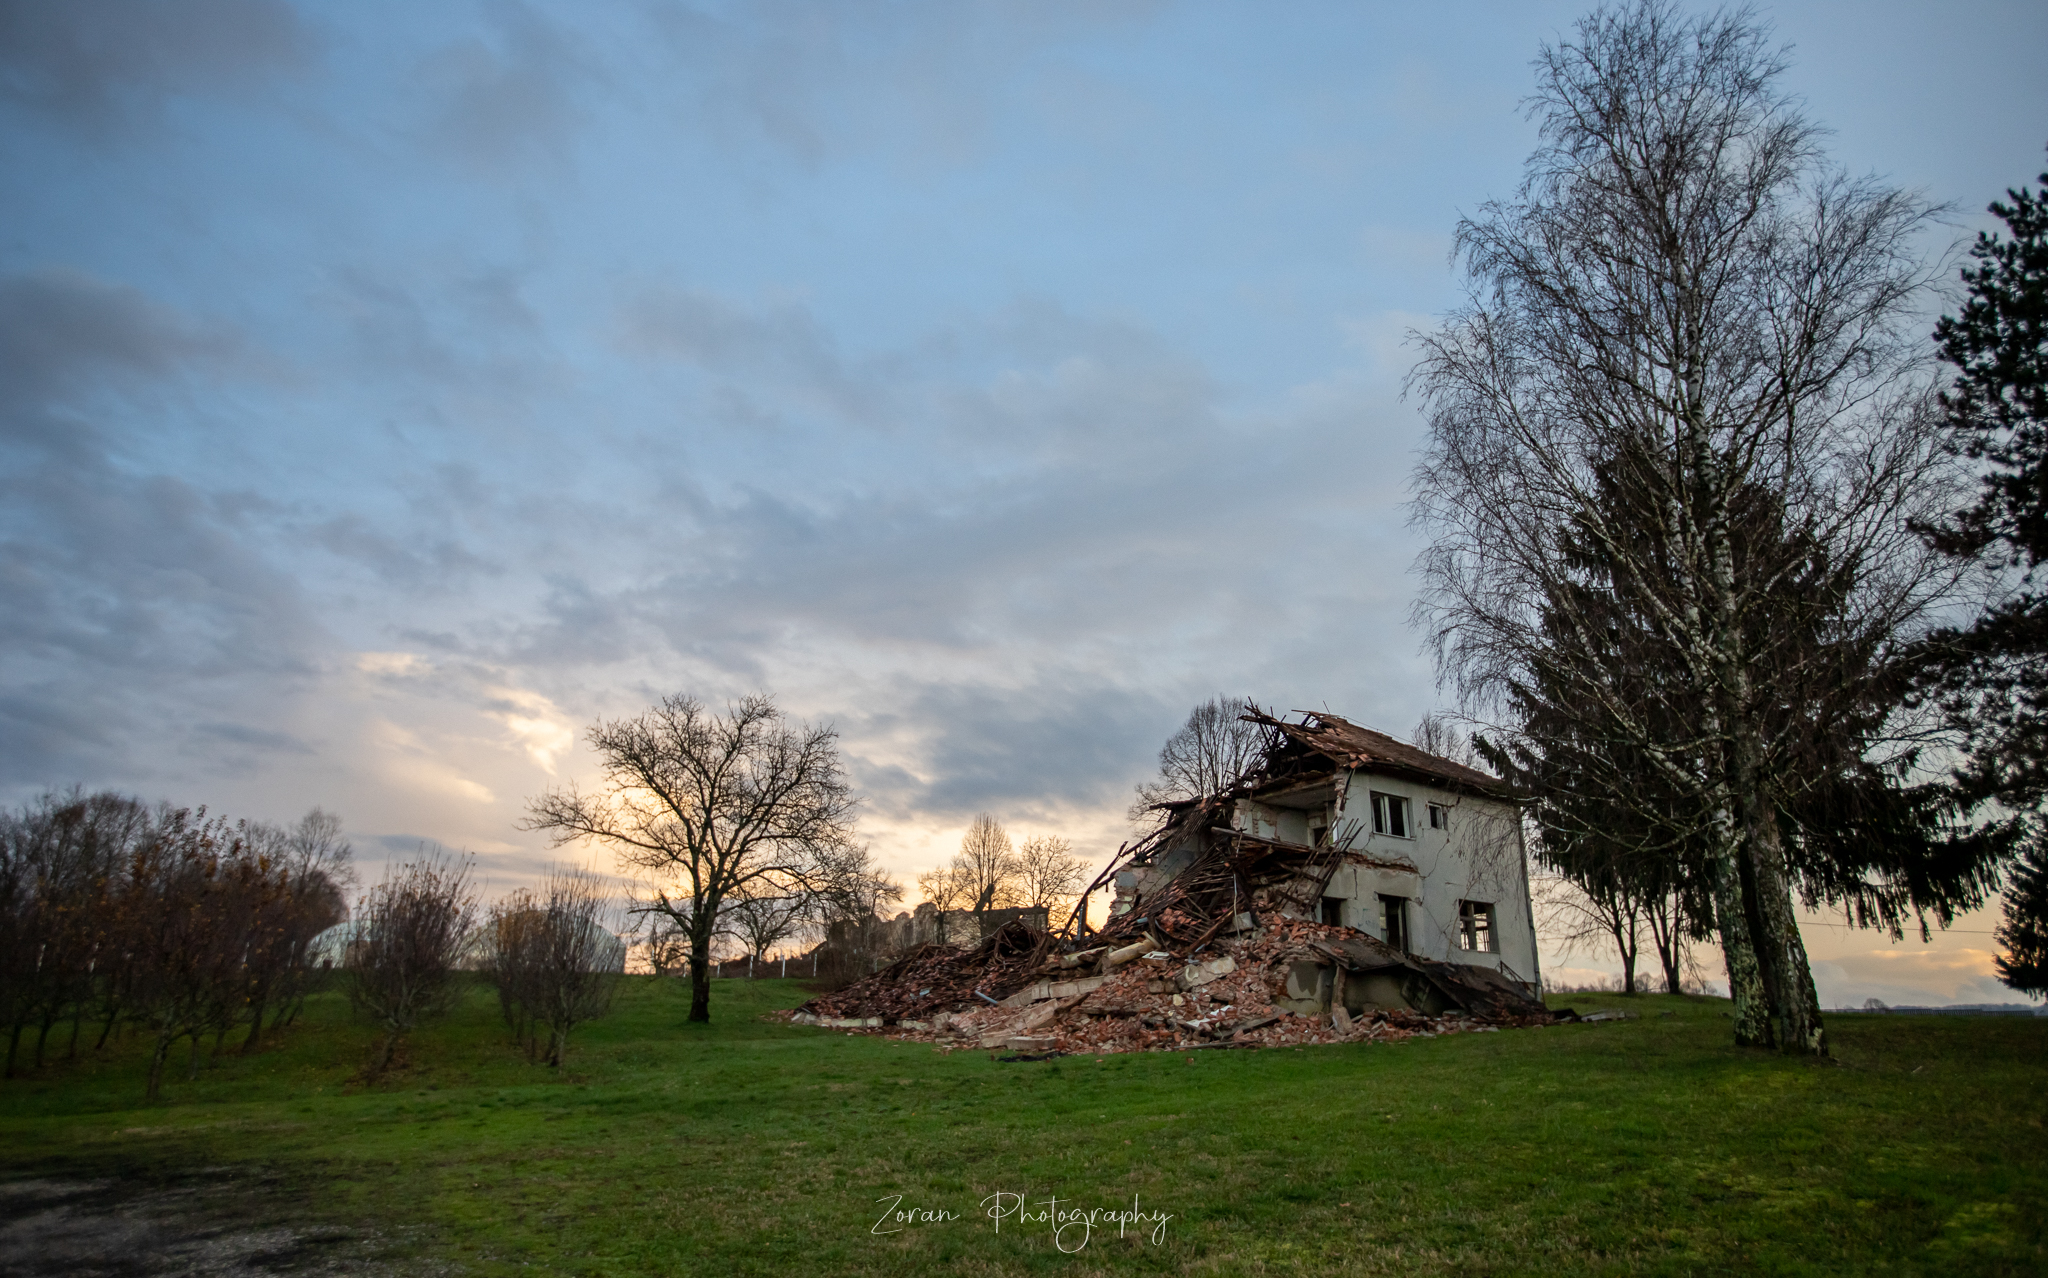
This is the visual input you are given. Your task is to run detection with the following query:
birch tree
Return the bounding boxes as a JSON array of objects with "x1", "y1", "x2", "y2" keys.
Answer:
[
  {"x1": 1410, "y1": 1, "x2": 1967, "y2": 1053},
  {"x1": 523, "y1": 694, "x2": 858, "y2": 1024}
]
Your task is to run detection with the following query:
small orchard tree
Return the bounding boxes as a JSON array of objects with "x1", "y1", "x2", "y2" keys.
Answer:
[
  {"x1": 484, "y1": 869, "x2": 622, "y2": 1065},
  {"x1": 343, "y1": 848, "x2": 477, "y2": 1074},
  {"x1": 0, "y1": 791, "x2": 147, "y2": 1078},
  {"x1": 523, "y1": 693, "x2": 859, "y2": 1024},
  {"x1": 122, "y1": 806, "x2": 279, "y2": 1102},
  {"x1": 483, "y1": 887, "x2": 552, "y2": 1051},
  {"x1": 233, "y1": 808, "x2": 352, "y2": 1051}
]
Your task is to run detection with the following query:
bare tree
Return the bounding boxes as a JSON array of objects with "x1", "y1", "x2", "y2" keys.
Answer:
[
  {"x1": 717, "y1": 880, "x2": 809, "y2": 964},
  {"x1": 269, "y1": 810, "x2": 352, "y2": 1032},
  {"x1": 1412, "y1": 713, "x2": 1484, "y2": 770},
  {"x1": 1409, "y1": 1, "x2": 1965, "y2": 1054},
  {"x1": 811, "y1": 842, "x2": 903, "y2": 928},
  {"x1": 956, "y1": 813, "x2": 1020, "y2": 911},
  {"x1": 342, "y1": 848, "x2": 477, "y2": 1074},
  {"x1": 1015, "y1": 835, "x2": 1088, "y2": 919},
  {"x1": 523, "y1": 693, "x2": 859, "y2": 1024},
  {"x1": 1533, "y1": 872, "x2": 1643, "y2": 991},
  {"x1": 812, "y1": 842, "x2": 905, "y2": 971},
  {"x1": 914, "y1": 862, "x2": 969, "y2": 913},
  {"x1": 1131, "y1": 696, "x2": 1271, "y2": 819},
  {"x1": 485, "y1": 887, "x2": 545, "y2": 1048},
  {"x1": 918, "y1": 813, "x2": 1026, "y2": 921},
  {"x1": 633, "y1": 912, "x2": 692, "y2": 977}
]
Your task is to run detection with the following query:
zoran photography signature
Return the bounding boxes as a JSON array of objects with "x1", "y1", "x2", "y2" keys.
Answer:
[{"x1": 871, "y1": 1191, "x2": 1174, "y2": 1252}]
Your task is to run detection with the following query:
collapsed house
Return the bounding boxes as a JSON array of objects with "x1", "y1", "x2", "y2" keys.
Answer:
[
  {"x1": 1094, "y1": 710, "x2": 1541, "y2": 996},
  {"x1": 793, "y1": 709, "x2": 1553, "y2": 1053}
]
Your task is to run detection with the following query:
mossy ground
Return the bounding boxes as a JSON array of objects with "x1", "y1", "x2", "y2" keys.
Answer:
[{"x1": 2, "y1": 976, "x2": 2042, "y2": 1275}]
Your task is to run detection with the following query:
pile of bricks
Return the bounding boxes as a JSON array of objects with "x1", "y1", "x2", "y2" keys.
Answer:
[
  {"x1": 795, "y1": 920, "x2": 1049, "y2": 1025},
  {"x1": 787, "y1": 917, "x2": 1553, "y2": 1055}
]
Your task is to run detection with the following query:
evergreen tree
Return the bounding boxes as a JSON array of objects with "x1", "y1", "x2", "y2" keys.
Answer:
[
  {"x1": 1923, "y1": 151, "x2": 2048, "y2": 994},
  {"x1": 1994, "y1": 838, "x2": 2048, "y2": 996}
]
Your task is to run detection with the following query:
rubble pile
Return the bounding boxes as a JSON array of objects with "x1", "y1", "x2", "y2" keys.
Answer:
[
  {"x1": 798, "y1": 919, "x2": 1050, "y2": 1024},
  {"x1": 789, "y1": 916, "x2": 1557, "y2": 1055}
]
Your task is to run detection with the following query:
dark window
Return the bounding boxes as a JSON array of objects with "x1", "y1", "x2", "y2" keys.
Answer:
[
  {"x1": 1320, "y1": 896, "x2": 1345, "y2": 927},
  {"x1": 1427, "y1": 803, "x2": 1449, "y2": 831},
  {"x1": 1458, "y1": 900, "x2": 1495, "y2": 953},
  {"x1": 1379, "y1": 894, "x2": 1408, "y2": 951},
  {"x1": 1370, "y1": 791, "x2": 1410, "y2": 838}
]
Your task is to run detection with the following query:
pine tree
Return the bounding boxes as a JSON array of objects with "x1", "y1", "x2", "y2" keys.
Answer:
[{"x1": 1924, "y1": 151, "x2": 2048, "y2": 994}]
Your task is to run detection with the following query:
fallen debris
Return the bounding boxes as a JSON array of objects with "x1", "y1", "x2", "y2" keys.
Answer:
[
  {"x1": 789, "y1": 915, "x2": 1558, "y2": 1055},
  {"x1": 797, "y1": 920, "x2": 1051, "y2": 1026}
]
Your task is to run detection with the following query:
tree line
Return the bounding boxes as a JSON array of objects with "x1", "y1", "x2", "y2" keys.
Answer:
[
  {"x1": 0, "y1": 789, "x2": 637, "y2": 1097},
  {"x1": 0, "y1": 792, "x2": 351, "y2": 1100}
]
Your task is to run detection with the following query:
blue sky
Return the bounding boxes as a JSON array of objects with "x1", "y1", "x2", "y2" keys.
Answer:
[{"x1": 3, "y1": 0, "x2": 2043, "y2": 1004}]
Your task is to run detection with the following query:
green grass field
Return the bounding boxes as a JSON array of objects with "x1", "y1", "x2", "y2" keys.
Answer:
[{"x1": 1, "y1": 976, "x2": 2042, "y2": 1276}]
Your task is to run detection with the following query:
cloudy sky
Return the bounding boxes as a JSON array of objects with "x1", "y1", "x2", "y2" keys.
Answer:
[{"x1": 3, "y1": 0, "x2": 2043, "y2": 1005}]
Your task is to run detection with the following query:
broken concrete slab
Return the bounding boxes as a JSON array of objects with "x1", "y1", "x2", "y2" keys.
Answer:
[
  {"x1": 999, "y1": 974, "x2": 1109, "y2": 1008},
  {"x1": 1178, "y1": 955, "x2": 1237, "y2": 990}
]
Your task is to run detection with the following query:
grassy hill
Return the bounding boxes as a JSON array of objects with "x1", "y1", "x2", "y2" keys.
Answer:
[{"x1": 1, "y1": 976, "x2": 2041, "y2": 1275}]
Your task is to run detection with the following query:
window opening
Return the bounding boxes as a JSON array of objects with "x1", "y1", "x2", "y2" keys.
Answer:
[
  {"x1": 1458, "y1": 900, "x2": 1496, "y2": 953},
  {"x1": 1427, "y1": 803, "x2": 1449, "y2": 831},
  {"x1": 1320, "y1": 896, "x2": 1345, "y2": 927},
  {"x1": 1370, "y1": 791, "x2": 1410, "y2": 838},
  {"x1": 1379, "y1": 894, "x2": 1409, "y2": 952}
]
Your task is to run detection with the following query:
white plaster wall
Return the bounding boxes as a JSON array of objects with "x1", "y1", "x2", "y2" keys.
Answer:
[{"x1": 1332, "y1": 773, "x2": 1539, "y2": 985}]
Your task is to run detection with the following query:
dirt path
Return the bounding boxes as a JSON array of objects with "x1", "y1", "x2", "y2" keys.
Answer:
[{"x1": 0, "y1": 1175, "x2": 415, "y2": 1277}]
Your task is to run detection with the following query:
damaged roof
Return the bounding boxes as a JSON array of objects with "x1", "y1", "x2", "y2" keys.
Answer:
[{"x1": 1246, "y1": 709, "x2": 1511, "y2": 799}]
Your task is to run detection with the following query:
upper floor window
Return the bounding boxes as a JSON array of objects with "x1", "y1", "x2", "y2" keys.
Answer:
[
  {"x1": 1427, "y1": 802, "x2": 1449, "y2": 831},
  {"x1": 1458, "y1": 900, "x2": 1496, "y2": 953},
  {"x1": 1370, "y1": 791, "x2": 1411, "y2": 838}
]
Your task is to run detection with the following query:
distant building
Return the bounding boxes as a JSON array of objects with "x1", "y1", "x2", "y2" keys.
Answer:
[{"x1": 826, "y1": 902, "x2": 1050, "y2": 956}]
